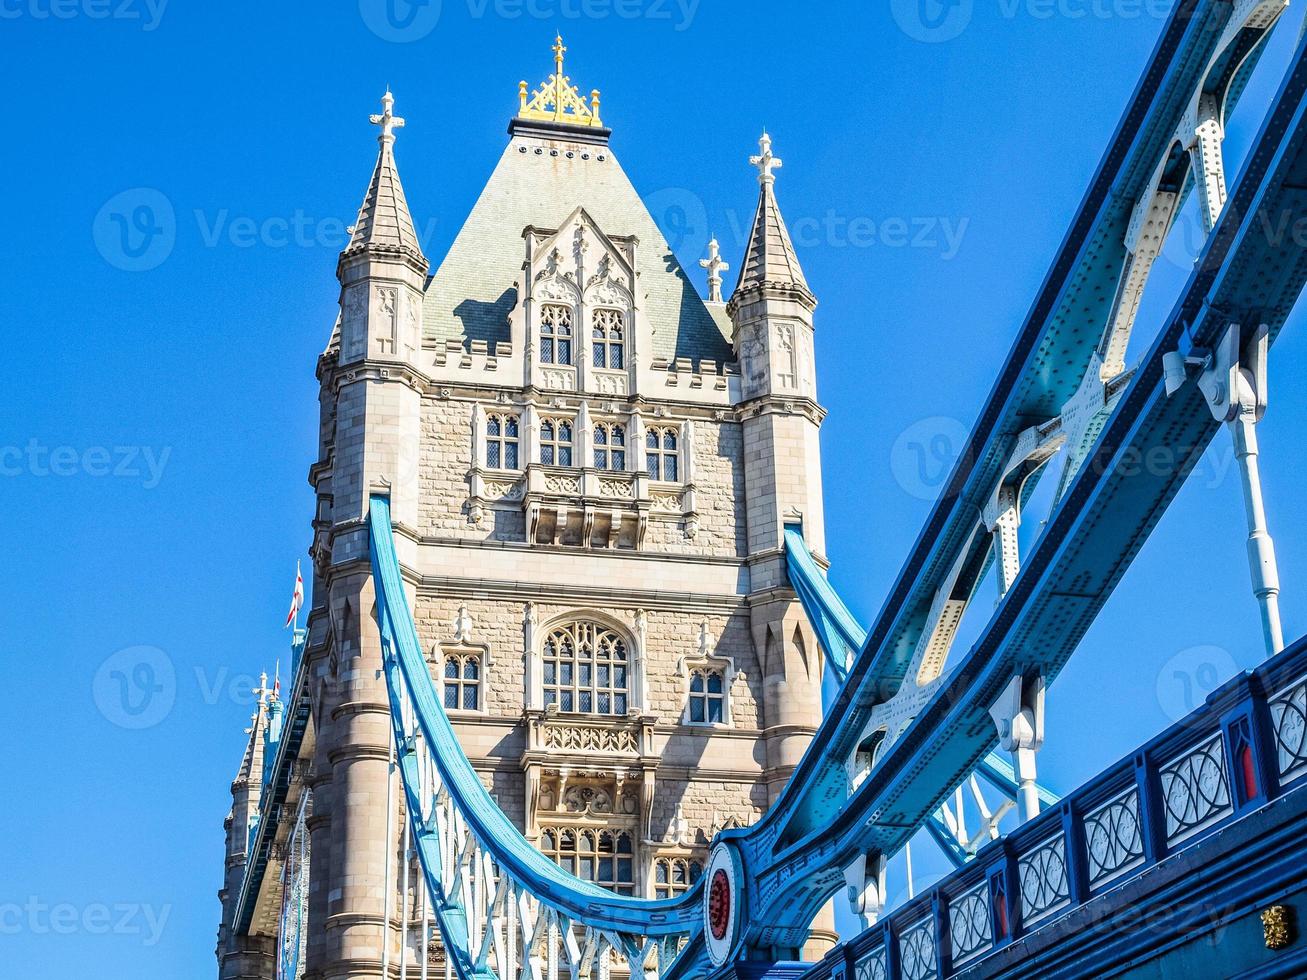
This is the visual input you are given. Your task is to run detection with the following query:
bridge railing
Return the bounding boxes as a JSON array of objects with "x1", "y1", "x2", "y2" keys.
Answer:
[{"x1": 804, "y1": 636, "x2": 1307, "y2": 980}]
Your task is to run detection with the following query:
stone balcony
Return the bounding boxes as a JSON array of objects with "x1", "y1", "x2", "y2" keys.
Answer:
[{"x1": 469, "y1": 463, "x2": 697, "y2": 549}]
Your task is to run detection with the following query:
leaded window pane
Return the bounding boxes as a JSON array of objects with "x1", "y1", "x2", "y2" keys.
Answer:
[{"x1": 541, "y1": 622, "x2": 631, "y2": 717}]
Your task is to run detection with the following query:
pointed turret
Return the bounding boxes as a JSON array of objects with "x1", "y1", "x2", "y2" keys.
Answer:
[
  {"x1": 732, "y1": 131, "x2": 812, "y2": 303},
  {"x1": 216, "y1": 677, "x2": 277, "y2": 978},
  {"x1": 330, "y1": 91, "x2": 429, "y2": 530},
  {"x1": 342, "y1": 89, "x2": 426, "y2": 266},
  {"x1": 728, "y1": 134, "x2": 828, "y2": 832}
]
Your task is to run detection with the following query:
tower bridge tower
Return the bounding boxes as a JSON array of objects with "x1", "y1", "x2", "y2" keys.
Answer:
[{"x1": 218, "y1": 39, "x2": 834, "y2": 979}]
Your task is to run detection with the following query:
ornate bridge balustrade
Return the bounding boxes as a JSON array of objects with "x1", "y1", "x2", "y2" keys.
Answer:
[{"x1": 801, "y1": 636, "x2": 1307, "y2": 980}]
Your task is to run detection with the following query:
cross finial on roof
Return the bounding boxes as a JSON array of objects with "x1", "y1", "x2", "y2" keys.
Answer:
[
  {"x1": 553, "y1": 33, "x2": 566, "y2": 70},
  {"x1": 699, "y1": 239, "x2": 729, "y2": 303},
  {"x1": 751, "y1": 130, "x2": 783, "y2": 185},
  {"x1": 369, "y1": 88, "x2": 406, "y2": 145}
]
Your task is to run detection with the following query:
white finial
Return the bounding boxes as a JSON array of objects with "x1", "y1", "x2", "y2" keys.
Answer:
[
  {"x1": 370, "y1": 88, "x2": 406, "y2": 144},
  {"x1": 699, "y1": 238, "x2": 729, "y2": 303},
  {"x1": 698, "y1": 619, "x2": 712, "y2": 658},
  {"x1": 453, "y1": 603, "x2": 474, "y2": 644},
  {"x1": 669, "y1": 802, "x2": 691, "y2": 846},
  {"x1": 253, "y1": 671, "x2": 274, "y2": 707},
  {"x1": 751, "y1": 130, "x2": 783, "y2": 185}
]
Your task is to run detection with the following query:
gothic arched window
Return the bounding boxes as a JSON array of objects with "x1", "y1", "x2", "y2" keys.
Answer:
[
  {"x1": 688, "y1": 668, "x2": 725, "y2": 724},
  {"x1": 591, "y1": 308, "x2": 625, "y2": 369},
  {"x1": 540, "y1": 418, "x2": 574, "y2": 467},
  {"x1": 593, "y1": 422, "x2": 626, "y2": 471},
  {"x1": 485, "y1": 413, "x2": 520, "y2": 470},
  {"x1": 653, "y1": 857, "x2": 703, "y2": 899},
  {"x1": 443, "y1": 654, "x2": 481, "y2": 711},
  {"x1": 540, "y1": 304, "x2": 574, "y2": 365},
  {"x1": 646, "y1": 427, "x2": 679, "y2": 482},
  {"x1": 543, "y1": 621, "x2": 629, "y2": 715},
  {"x1": 539, "y1": 827, "x2": 635, "y2": 894}
]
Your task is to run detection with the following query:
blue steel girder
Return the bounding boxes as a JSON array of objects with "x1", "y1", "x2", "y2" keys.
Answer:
[
  {"x1": 783, "y1": 526, "x2": 1055, "y2": 870},
  {"x1": 727, "y1": 29, "x2": 1307, "y2": 960},
  {"x1": 763, "y1": 0, "x2": 1287, "y2": 854},
  {"x1": 233, "y1": 650, "x2": 313, "y2": 935},
  {"x1": 367, "y1": 495, "x2": 702, "y2": 941}
]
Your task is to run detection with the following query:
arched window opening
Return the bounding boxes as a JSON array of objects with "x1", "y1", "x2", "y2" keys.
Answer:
[
  {"x1": 540, "y1": 418, "x2": 575, "y2": 466},
  {"x1": 646, "y1": 427, "x2": 679, "y2": 482},
  {"x1": 539, "y1": 827, "x2": 635, "y2": 894},
  {"x1": 593, "y1": 423, "x2": 627, "y2": 471},
  {"x1": 688, "y1": 669, "x2": 725, "y2": 724},
  {"x1": 543, "y1": 621, "x2": 629, "y2": 715},
  {"x1": 443, "y1": 654, "x2": 481, "y2": 711},
  {"x1": 485, "y1": 413, "x2": 520, "y2": 470},
  {"x1": 540, "y1": 304, "x2": 574, "y2": 365},
  {"x1": 653, "y1": 857, "x2": 702, "y2": 898},
  {"x1": 591, "y1": 309, "x2": 626, "y2": 369}
]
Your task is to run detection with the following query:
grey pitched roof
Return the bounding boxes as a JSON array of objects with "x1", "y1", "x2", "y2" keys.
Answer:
[
  {"x1": 422, "y1": 136, "x2": 734, "y2": 365},
  {"x1": 346, "y1": 140, "x2": 425, "y2": 258},
  {"x1": 736, "y1": 181, "x2": 809, "y2": 293}
]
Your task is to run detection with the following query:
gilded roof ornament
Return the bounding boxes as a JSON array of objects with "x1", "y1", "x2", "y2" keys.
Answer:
[{"x1": 517, "y1": 34, "x2": 603, "y2": 128}]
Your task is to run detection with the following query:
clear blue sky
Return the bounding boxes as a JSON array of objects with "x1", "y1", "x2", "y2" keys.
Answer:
[{"x1": 3, "y1": 1, "x2": 1307, "y2": 975}]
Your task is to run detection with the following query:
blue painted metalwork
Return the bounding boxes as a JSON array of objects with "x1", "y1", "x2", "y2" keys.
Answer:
[
  {"x1": 232, "y1": 4, "x2": 1307, "y2": 974},
  {"x1": 714, "y1": 28, "x2": 1307, "y2": 960},
  {"x1": 783, "y1": 525, "x2": 1056, "y2": 870},
  {"x1": 234, "y1": 630, "x2": 311, "y2": 934},
  {"x1": 368, "y1": 495, "x2": 703, "y2": 980},
  {"x1": 801, "y1": 633, "x2": 1307, "y2": 979},
  {"x1": 784, "y1": 526, "x2": 863, "y2": 686}
]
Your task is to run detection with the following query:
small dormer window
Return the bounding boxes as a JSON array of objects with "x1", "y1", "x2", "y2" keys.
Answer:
[
  {"x1": 591, "y1": 309, "x2": 625, "y2": 369},
  {"x1": 540, "y1": 304, "x2": 574, "y2": 365}
]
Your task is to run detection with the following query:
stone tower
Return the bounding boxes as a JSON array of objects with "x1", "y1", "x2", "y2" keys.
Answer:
[{"x1": 217, "y1": 39, "x2": 832, "y2": 980}]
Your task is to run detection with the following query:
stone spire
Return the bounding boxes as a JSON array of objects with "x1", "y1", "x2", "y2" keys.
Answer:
[
  {"x1": 734, "y1": 131, "x2": 811, "y2": 301},
  {"x1": 344, "y1": 89, "x2": 425, "y2": 264},
  {"x1": 700, "y1": 237, "x2": 729, "y2": 303}
]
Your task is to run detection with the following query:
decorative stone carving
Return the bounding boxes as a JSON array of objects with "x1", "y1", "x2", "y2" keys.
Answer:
[
  {"x1": 453, "y1": 603, "x2": 474, "y2": 644},
  {"x1": 562, "y1": 784, "x2": 612, "y2": 813},
  {"x1": 651, "y1": 491, "x2": 684, "y2": 513},
  {"x1": 376, "y1": 286, "x2": 398, "y2": 355},
  {"x1": 544, "y1": 473, "x2": 581, "y2": 494},
  {"x1": 591, "y1": 369, "x2": 629, "y2": 396},
  {"x1": 483, "y1": 479, "x2": 525, "y2": 501},
  {"x1": 540, "y1": 367, "x2": 576, "y2": 391},
  {"x1": 599, "y1": 477, "x2": 634, "y2": 499},
  {"x1": 544, "y1": 723, "x2": 639, "y2": 754}
]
